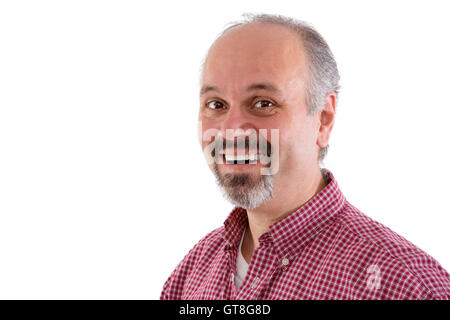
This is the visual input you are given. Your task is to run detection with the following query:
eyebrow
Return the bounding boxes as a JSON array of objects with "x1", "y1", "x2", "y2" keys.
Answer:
[{"x1": 200, "y1": 82, "x2": 281, "y2": 96}]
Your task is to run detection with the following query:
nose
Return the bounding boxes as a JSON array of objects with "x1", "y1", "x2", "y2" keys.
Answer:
[{"x1": 220, "y1": 105, "x2": 257, "y2": 140}]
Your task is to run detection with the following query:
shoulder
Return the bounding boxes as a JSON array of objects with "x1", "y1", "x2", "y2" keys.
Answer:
[
  {"x1": 335, "y1": 200, "x2": 450, "y2": 299},
  {"x1": 160, "y1": 226, "x2": 225, "y2": 300}
]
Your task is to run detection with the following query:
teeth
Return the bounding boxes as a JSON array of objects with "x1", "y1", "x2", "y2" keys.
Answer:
[{"x1": 224, "y1": 154, "x2": 261, "y2": 163}]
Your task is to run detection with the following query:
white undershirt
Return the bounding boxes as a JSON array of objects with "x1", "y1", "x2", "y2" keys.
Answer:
[{"x1": 235, "y1": 227, "x2": 249, "y2": 290}]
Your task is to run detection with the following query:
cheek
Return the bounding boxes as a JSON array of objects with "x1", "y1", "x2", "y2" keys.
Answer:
[
  {"x1": 278, "y1": 119, "x2": 315, "y2": 165},
  {"x1": 198, "y1": 118, "x2": 217, "y2": 150}
]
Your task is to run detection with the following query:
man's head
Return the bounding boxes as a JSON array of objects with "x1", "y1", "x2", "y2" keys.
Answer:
[{"x1": 198, "y1": 13, "x2": 340, "y2": 210}]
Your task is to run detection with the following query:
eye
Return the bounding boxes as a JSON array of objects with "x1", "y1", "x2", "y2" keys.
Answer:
[
  {"x1": 254, "y1": 100, "x2": 275, "y2": 109},
  {"x1": 206, "y1": 100, "x2": 226, "y2": 110}
]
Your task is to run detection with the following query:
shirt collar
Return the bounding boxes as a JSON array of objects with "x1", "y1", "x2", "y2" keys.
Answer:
[{"x1": 222, "y1": 168, "x2": 346, "y2": 259}]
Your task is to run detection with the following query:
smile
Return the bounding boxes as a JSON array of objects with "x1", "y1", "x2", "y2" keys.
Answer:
[{"x1": 223, "y1": 153, "x2": 262, "y2": 164}]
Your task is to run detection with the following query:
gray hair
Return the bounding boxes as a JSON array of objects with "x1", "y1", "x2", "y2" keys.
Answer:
[{"x1": 200, "y1": 12, "x2": 340, "y2": 164}]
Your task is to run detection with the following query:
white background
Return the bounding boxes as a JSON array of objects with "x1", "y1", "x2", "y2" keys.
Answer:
[{"x1": 0, "y1": 0, "x2": 449, "y2": 299}]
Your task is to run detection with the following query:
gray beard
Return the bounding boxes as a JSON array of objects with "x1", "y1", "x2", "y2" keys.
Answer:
[{"x1": 213, "y1": 163, "x2": 274, "y2": 209}]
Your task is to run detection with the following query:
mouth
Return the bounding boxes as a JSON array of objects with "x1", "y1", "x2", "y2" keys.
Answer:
[
  {"x1": 210, "y1": 146, "x2": 271, "y2": 171},
  {"x1": 223, "y1": 153, "x2": 262, "y2": 165}
]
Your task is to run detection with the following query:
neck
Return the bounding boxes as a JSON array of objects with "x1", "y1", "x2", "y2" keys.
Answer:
[{"x1": 244, "y1": 166, "x2": 327, "y2": 251}]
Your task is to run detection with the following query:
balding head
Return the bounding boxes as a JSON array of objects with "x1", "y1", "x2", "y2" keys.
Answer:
[{"x1": 202, "y1": 22, "x2": 307, "y2": 90}]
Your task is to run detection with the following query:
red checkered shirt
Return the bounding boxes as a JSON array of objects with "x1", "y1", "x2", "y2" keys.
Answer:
[{"x1": 160, "y1": 169, "x2": 450, "y2": 299}]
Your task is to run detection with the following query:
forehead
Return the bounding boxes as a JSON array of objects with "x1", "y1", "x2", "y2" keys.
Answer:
[{"x1": 201, "y1": 23, "x2": 307, "y2": 92}]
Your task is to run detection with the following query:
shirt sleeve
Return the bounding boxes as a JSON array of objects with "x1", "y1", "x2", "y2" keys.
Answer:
[
  {"x1": 159, "y1": 227, "x2": 224, "y2": 300},
  {"x1": 160, "y1": 243, "x2": 200, "y2": 300}
]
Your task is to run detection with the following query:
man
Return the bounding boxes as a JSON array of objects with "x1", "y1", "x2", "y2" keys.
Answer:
[{"x1": 160, "y1": 13, "x2": 450, "y2": 299}]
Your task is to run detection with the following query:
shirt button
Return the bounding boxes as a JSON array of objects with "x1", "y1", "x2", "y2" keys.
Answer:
[
  {"x1": 231, "y1": 273, "x2": 235, "y2": 281},
  {"x1": 251, "y1": 277, "x2": 260, "y2": 289},
  {"x1": 282, "y1": 257, "x2": 289, "y2": 266}
]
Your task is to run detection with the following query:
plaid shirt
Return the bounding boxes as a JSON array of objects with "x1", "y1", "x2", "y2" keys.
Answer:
[{"x1": 160, "y1": 169, "x2": 450, "y2": 299}]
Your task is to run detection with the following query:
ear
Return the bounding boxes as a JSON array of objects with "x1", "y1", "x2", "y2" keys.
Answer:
[{"x1": 316, "y1": 92, "x2": 336, "y2": 148}]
